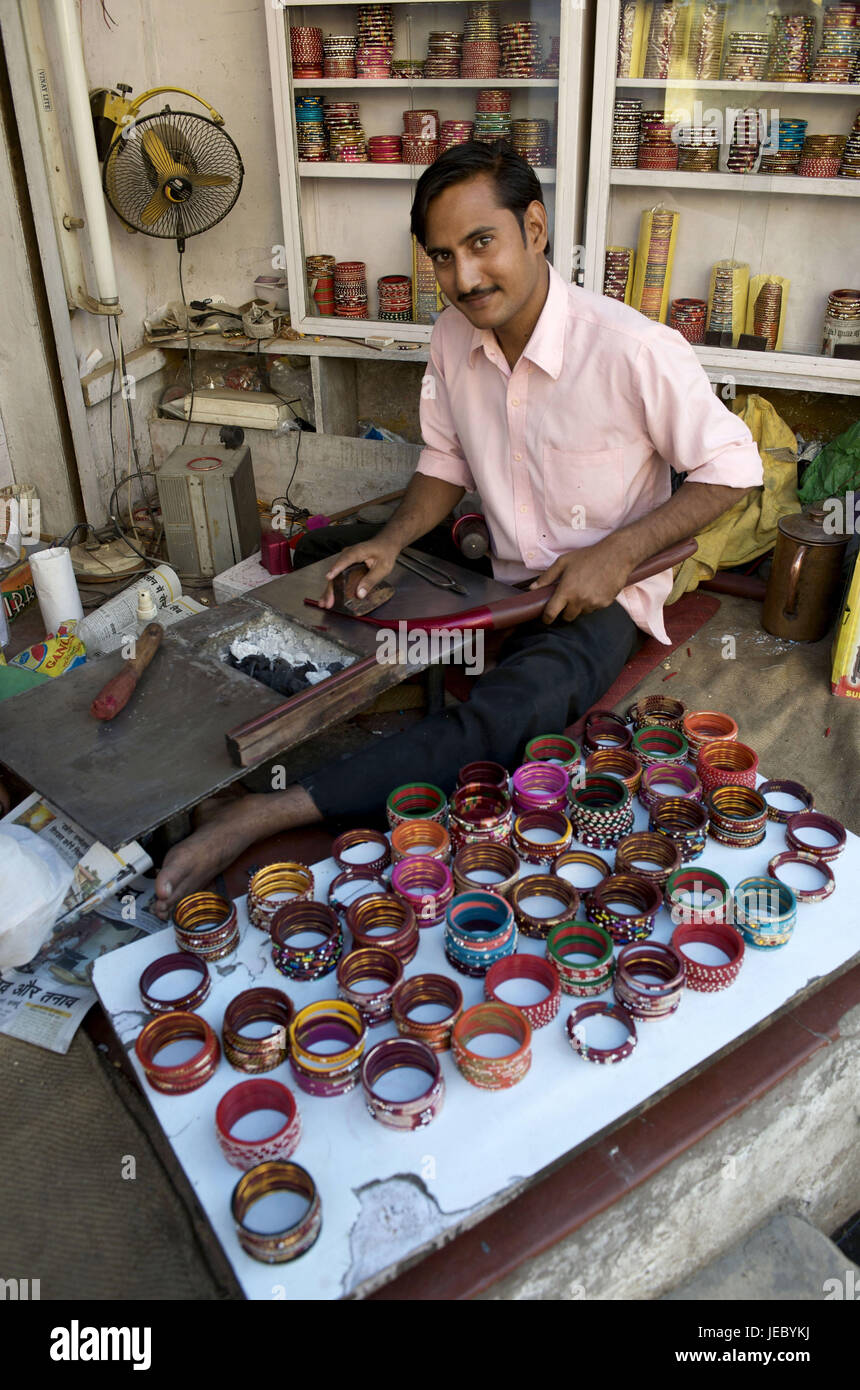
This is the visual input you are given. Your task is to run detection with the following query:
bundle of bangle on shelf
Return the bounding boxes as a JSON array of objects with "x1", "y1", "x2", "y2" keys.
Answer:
[
  {"x1": 613, "y1": 941, "x2": 686, "y2": 1021},
  {"x1": 452, "y1": 1002, "x2": 532, "y2": 1088},
  {"x1": 247, "y1": 864, "x2": 314, "y2": 935},
  {"x1": 289, "y1": 1000, "x2": 367, "y2": 1098},
  {"x1": 216, "y1": 1080, "x2": 302, "y2": 1169},
  {"x1": 391, "y1": 973, "x2": 463, "y2": 1051},
  {"x1": 443, "y1": 889, "x2": 517, "y2": 976},
  {"x1": 222, "y1": 988, "x2": 294, "y2": 1073},
  {"x1": 484, "y1": 952, "x2": 561, "y2": 1029},
  {"x1": 346, "y1": 892, "x2": 420, "y2": 964},
  {"x1": 547, "y1": 920, "x2": 614, "y2": 996},
  {"x1": 508, "y1": 873, "x2": 579, "y2": 940},
  {"x1": 173, "y1": 892, "x2": 239, "y2": 961},
  {"x1": 361, "y1": 1037, "x2": 445, "y2": 1130}
]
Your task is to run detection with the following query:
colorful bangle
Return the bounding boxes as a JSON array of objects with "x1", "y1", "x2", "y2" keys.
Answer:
[
  {"x1": 546, "y1": 920, "x2": 614, "y2": 996},
  {"x1": 664, "y1": 867, "x2": 731, "y2": 927},
  {"x1": 587, "y1": 872, "x2": 663, "y2": 944},
  {"x1": 524, "y1": 734, "x2": 581, "y2": 770},
  {"x1": 336, "y1": 945, "x2": 404, "y2": 1026},
  {"x1": 697, "y1": 740, "x2": 759, "y2": 793},
  {"x1": 247, "y1": 863, "x2": 314, "y2": 935},
  {"x1": 390, "y1": 855, "x2": 455, "y2": 927},
  {"x1": 173, "y1": 892, "x2": 239, "y2": 961},
  {"x1": 216, "y1": 1079, "x2": 302, "y2": 1169},
  {"x1": 457, "y1": 760, "x2": 509, "y2": 791},
  {"x1": 758, "y1": 779, "x2": 814, "y2": 823},
  {"x1": 231, "y1": 1160, "x2": 321, "y2": 1264},
  {"x1": 508, "y1": 873, "x2": 580, "y2": 940},
  {"x1": 785, "y1": 810, "x2": 846, "y2": 862},
  {"x1": 733, "y1": 876, "x2": 797, "y2": 950},
  {"x1": 139, "y1": 952, "x2": 210, "y2": 1014},
  {"x1": 448, "y1": 782, "x2": 513, "y2": 850},
  {"x1": 135, "y1": 1011, "x2": 221, "y2": 1094},
  {"x1": 582, "y1": 709, "x2": 633, "y2": 754},
  {"x1": 614, "y1": 831, "x2": 681, "y2": 888},
  {"x1": 767, "y1": 850, "x2": 836, "y2": 904},
  {"x1": 360, "y1": 1037, "x2": 445, "y2": 1131},
  {"x1": 452, "y1": 842, "x2": 520, "y2": 898},
  {"x1": 707, "y1": 784, "x2": 768, "y2": 850},
  {"x1": 632, "y1": 725, "x2": 689, "y2": 768},
  {"x1": 452, "y1": 1002, "x2": 532, "y2": 1090},
  {"x1": 270, "y1": 901, "x2": 343, "y2": 981},
  {"x1": 288, "y1": 1000, "x2": 367, "y2": 1097},
  {"x1": 391, "y1": 973, "x2": 463, "y2": 1052},
  {"x1": 386, "y1": 782, "x2": 447, "y2": 830},
  {"x1": 566, "y1": 1001, "x2": 637, "y2": 1064},
  {"x1": 511, "y1": 761, "x2": 569, "y2": 814},
  {"x1": 569, "y1": 774, "x2": 635, "y2": 849},
  {"x1": 585, "y1": 747, "x2": 642, "y2": 795},
  {"x1": 331, "y1": 828, "x2": 391, "y2": 876},
  {"x1": 551, "y1": 849, "x2": 612, "y2": 900},
  {"x1": 222, "y1": 987, "x2": 294, "y2": 1073},
  {"x1": 443, "y1": 889, "x2": 518, "y2": 976},
  {"x1": 327, "y1": 868, "x2": 389, "y2": 918},
  {"x1": 510, "y1": 809, "x2": 573, "y2": 866},
  {"x1": 638, "y1": 762, "x2": 702, "y2": 813},
  {"x1": 682, "y1": 710, "x2": 738, "y2": 759},
  {"x1": 671, "y1": 921, "x2": 745, "y2": 993},
  {"x1": 614, "y1": 941, "x2": 686, "y2": 1021},
  {"x1": 346, "y1": 892, "x2": 420, "y2": 964},
  {"x1": 649, "y1": 796, "x2": 709, "y2": 862},
  {"x1": 484, "y1": 952, "x2": 562, "y2": 1029},
  {"x1": 627, "y1": 694, "x2": 686, "y2": 732},
  {"x1": 391, "y1": 819, "x2": 451, "y2": 864}
]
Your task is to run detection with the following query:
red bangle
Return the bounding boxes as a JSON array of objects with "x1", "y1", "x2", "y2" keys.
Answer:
[
  {"x1": 546, "y1": 920, "x2": 615, "y2": 996},
  {"x1": 331, "y1": 828, "x2": 391, "y2": 876},
  {"x1": 327, "y1": 868, "x2": 389, "y2": 917},
  {"x1": 767, "y1": 850, "x2": 836, "y2": 903},
  {"x1": 448, "y1": 782, "x2": 514, "y2": 850},
  {"x1": 785, "y1": 810, "x2": 846, "y2": 862},
  {"x1": 510, "y1": 810, "x2": 573, "y2": 865},
  {"x1": 247, "y1": 863, "x2": 314, "y2": 935},
  {"x1": 173, "y1": 892, "x2": 239, "y2": 961},
  {"x1": 508, "y1": 873, "x2": 580, "y2": 940},
  {"x1": 452, "y1": 1002, "x2": 532, "y2": 1090},
  {"x1": 390, "y1": 855, "x2": 454, "y2": 926},
  {"x1": 391, "y1": 973, "x2": 463, "y2": 1052},
  {"x1": 566, "y1": 1002, "x2": 637, "y2": 1063},
  {"x1": 215, "y1": 1079, "x2": 302, "y2": 1169},
  {"x1": 524, "y1": 734, "x2": 581, "y2": 770},
  {"x1": 336, "y1": 946, "x2": 404, "y2": 1027},
  {"x1": 664, "y1": 867, "x2": 731, "y2": 927},
  {"x1": 484, "y1": 953, "x2": 561, "y2": 1029},
  {"x1": 360, "y1": 1037, "x2": 445, "y2": 1130},
  {"x1": 682, "y1": 710, "x2": 738, "y2": 758},
  {"x1": 671, "y1": 921, "x2": 745, "y2": 992},
  {"x1": 139, "y1": 952, "x2": 210, "y2": 1014},
  {"x1": 697, "y1": 740, "x2": 759, "y2": 793},
  {"x1": 614, "y1": 942, "x2": 686, "y2": 1020},
  {"x1": 386, "y1": 782, "x2": 447, "y2": 829},
  {"x1": 135, "y1": 1011, "x2": 221, "y2": 1094},
  {"x1": 391, "y1": 819, "x2": 451, "y2": 864},
  {"x1": 346, "y1": 892, "x2": 420, "y2": 964},
  {"x1": 222, "y1": 987, "x2": 294, "y2": 1073},
  {"x1": 231, "y1": 1160, "x2": 321, "y2": 1264},
  {"x1": 758, "y1": 779, "x2": 814, "y2": 823}
]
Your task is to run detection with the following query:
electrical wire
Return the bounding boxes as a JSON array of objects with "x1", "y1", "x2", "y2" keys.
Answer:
[
  {"x1": 270, "y1": 428, "x2": 308, "y2": 540},
  {"x1": 178, "y1": 245, "x2": 195, "y2": 446}
]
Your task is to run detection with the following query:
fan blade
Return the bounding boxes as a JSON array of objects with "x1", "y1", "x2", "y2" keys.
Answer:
[
  {"x1": 140, "y1": 190, "x2": 172, "y2": 227},
  {"x1": 188, "y1": 174, "x2": 234, "y2": 187},
  {"x1": 141, "y1": 130, "x2": 183, "y2": 179}
]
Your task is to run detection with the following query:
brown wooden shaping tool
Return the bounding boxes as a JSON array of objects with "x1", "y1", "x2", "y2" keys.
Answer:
[
  {"x1": 90, "y1": 622, "x2": 164, "y2": 721},
  {"x1": 331, "y1": 563, "x2": 396, "y2": 616}
]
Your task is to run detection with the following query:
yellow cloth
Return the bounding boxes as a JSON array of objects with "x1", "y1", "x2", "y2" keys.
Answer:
[{"x1": 668, "y1": 393, "x2": 801, "y2": 603}]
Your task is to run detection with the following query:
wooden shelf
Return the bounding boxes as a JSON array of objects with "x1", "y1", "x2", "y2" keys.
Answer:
[
  {"x1": 609, "y1": 169, "x2": 860, "y2": 197},
  {"x1": 147, "y1": 331, "x2": 430, "y2": 363},
  {"x1": 617, "y1": 78, "x2": 860, "y2": 96},
  {"x1": 293, "y1": 77, "x2": 558, "y2": 88},
  {"x1": 299, "y1": 160, "x2": 556, "y2": 182}
]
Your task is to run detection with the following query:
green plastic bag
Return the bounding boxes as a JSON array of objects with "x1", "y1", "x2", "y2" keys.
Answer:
[{"x1": 798, "y1": 421, "x2": 860, "y2": 505}]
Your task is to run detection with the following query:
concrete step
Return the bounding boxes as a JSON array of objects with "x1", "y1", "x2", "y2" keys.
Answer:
[{"x1": 662, "y1": 1213, "x2": 860, "y2": 1301}]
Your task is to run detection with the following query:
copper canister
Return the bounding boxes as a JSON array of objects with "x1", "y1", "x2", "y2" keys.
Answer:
[{"x1": 762, "y1": 507, "x2": 849, "y2": 641}]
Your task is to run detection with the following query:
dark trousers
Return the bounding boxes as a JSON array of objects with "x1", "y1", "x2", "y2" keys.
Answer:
[{"x1": 293, "y1": 523, "x2": 638, "y2": 821}]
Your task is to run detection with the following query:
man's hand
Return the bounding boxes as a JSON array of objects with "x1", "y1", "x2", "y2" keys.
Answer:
[
  {"x1": 528, "y1": 541, "x2": 633, "y2": 625},
  {"x1": 320, "y1": 536, "x2": 401, "y2": 609}
]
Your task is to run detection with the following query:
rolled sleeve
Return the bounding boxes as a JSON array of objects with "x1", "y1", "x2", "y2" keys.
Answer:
[
  {"x1": 634, "y1": 328, "x2": 764, "y2": 489},
  {"x1": 416, "y1": 338, "x2": 476, "y2": 491}
]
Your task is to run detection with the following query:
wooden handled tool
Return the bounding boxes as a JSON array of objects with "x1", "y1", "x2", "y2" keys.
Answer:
[{"x1": 90, "y1": 622, "x2": 164, "y2": 721}]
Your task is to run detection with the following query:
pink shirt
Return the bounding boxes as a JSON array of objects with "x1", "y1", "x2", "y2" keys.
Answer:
[{"x1": 416, "y1": 262, "x2": 764, "y2": 643}]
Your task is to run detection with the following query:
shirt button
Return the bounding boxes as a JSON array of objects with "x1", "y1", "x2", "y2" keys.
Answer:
[
  {"x1": 511, "y1": 397, "x2": 520, "y2": 406},
  {"x1": 527, "y1": 550, "x2": 535, "y2": 559},
  {"x1": 519, "y1": 505, "x2": 528, "y2": 514},
  {"x1": 514, "y1": 452, "x2": 523, "y2": 462}
]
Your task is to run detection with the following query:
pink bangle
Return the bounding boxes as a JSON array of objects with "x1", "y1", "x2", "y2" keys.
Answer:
[
  {"x1": 390, "y1": 855, "x2": 455, "y2": 926},
  {"x1": 511, "y1": 761, "x2": 569, "y2": 813},
  {"x1": 215, "y1": 1079, "x2": 302, "y2": 1169}
]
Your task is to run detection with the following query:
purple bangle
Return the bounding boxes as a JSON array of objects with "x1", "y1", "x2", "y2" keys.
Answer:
[
  {"x1": 758, "y1": 779, "x2": 814, "y2": 823},
  {"x1": 289, "y1": 1021, "x2": 363, "y2": 1098},
  {"x1": 638, "y1": 763, "x2": 702, "y2": 812},
  {"x1": 391, "y1": 855, "x2": 454, "y2": 926},
  {"x1": 139, "y1": 951, "x2": 211, "y2": 1014},
  {"x1": 511, "y1": 761, "x2": 569, "y2": 813},
  {"x1": 360, "y1": 1037, "x2": 445, "y2": 1131}
]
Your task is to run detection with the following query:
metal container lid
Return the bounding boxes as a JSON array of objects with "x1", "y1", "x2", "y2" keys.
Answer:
[{"x1": 777, "y1": 506, "x2": 849, "y2": 546}]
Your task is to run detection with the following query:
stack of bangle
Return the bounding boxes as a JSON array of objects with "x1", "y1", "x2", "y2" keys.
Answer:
[
  {"x1": 585, "y1": 747, "x2": 642, "y2": 795},
  {"x1": 448, "y1": 783, "x2": 513, "y2": 851},
  {"x1": 632, "y1": 725, "x2": 689, "y2": 769},
  {"x1": 484, "y1": 953, "x2": 562, "y2": 1029},
  {"x1": 551, "y1": 849, "x2": 612, "y2": 902},
  {"x1": 758, "y1": 779, "x2": 814, "y2": 823},
  {"x1": 587, "y1": 873, "x2": 663, "y2": 944},
  {"x1": 327, "y1": 869, "x2": 389, "y2": 918},
  {"x1": 222, "y1": 987, "x2": 294, "y2": 1072},
  {"x1": 386, "y1": 782, "x2": 447, "y2": 829},
  {"x1": 452, "y1": 842, "x2": 520, "y2": 898},
  {"x1": 391, "y1": 974, "x2": 463, "y2": 1051},
  {"x1": 451, "y1": 1002, "x2": 532, "y2": 1090},
  {"x1": 511, "y1": 809, "x2": 573, "y2": 865},
  {"x1": 346, "y1": 893, "x2": 420, "y2": 964},
  {"x1": 360, "y1": 1037, "x2": 445, "y2": 1130},
  {"x1": 247, "y1": 864, "x2": 314, "y2": 935},
  {"x1": 135, "y1": 1011, "x2": 221, "y2": 1094},
  {"x1": 671, "y1": 921, "x2": 745, "y2": 993},
  {"x1": 614, "y1": 831, "x2": 681, "y2": 888},
  {"x1": 139, "y1": 952, "x2": 210, "y2": 1014},
  {"x1": 391, "y1": 819, "x2": 451, "y2": 864},
  {"x1": 524, "y1": 734, "x2": 581, "y2": 770},
  {"x1": 614, "y1": 941, "x2": 685, "y2": 1021},
  {"x1": 767, "y1": 850, "x2": 835, "y2": 904},
  {"x1": 508, "y1": 873, "x2": 580, "y2": 940},
  {"x1": 336, "y1": 946, "x2": 404, "y2": 1027},
  {"x1": 581, "y1": 709, "x2": 632, "y2": 755},
  {"x1": 173, "y1": 893, "x2": 239, "y2": 961},
  {"x1": 638, "y1": 763, "x2": 702, "y2": 813},
  {"x1": 390, "y1": 855, "x2": 454, "y2": 927},
  {"x1": 216, "y1": 1079, "x2": 302, "y2": 1169},
  {"x1": 649, "y1": 796, "x2": 709, "y2": 862},
  {"x1": 664, "y1": 867, "x2": 731, "y2": 927},
  {"x1": 697, "y1": 740, "x2": 759, "y2": 793},
  {"x1": 511, "y1": 761, "x2": 569, "y2": 814},
  {"x1": 331, "y1": 828, "x2": 391, "y2": 875},
  {"x1": 786, "y1": 810, "x2": 846, "y2": 862},
  {"x1": 546, "y1": 920, "x2": 614, "y2": 996},
  {"x1": 569, "y1": 775, "x2": 635, "y2": 848},
  {"x1": 289, "y1": 1000, "x2": 367, "y2": 1097},
  {"x1": 443, "y1": 890, "x2": 517, "y2": 976},
  {"x1": 682, "y1": 710, "x2": 738, "y2": 760},
  {"x1": 566, "y1": 1001, "x2": 637, "y2": 1064},
  {"x1": 457, "y1": 760, "x2": 508, "y2": 791},
  {"x1": 627, "y1": 694, "x2": 686, "y2": 732},
  {"x1": 270, "y1": 902, "x2": 343, "y2": 981},
  {"x1": 231, "y1": 1160, "x2": 321, "y2": 1264},
  {"x1": 733, "y1": 876, "x2": 797, "y2": 949},
  {"x1": 707, "y1": 785, "x2": 768, "y2": 849}
]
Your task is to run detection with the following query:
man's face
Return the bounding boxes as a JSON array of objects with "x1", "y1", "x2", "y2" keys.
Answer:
[{"x1": 423, "y1": 172, "x2": 547, "y2": 332}]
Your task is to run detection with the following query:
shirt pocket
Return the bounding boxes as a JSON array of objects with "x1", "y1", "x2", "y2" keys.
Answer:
[{"x1": 542, "y1": 445, "x2": 625, "y2": 535}]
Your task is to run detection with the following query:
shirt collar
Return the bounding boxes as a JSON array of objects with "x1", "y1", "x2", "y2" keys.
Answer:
[{"x1": 467, "y1": 261, "x2": 567, "y2": 379}]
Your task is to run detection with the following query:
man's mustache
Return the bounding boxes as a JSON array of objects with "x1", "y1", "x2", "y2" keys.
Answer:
[{"x1": 460, "y1": 287, "x2": 499, "y2": 302}]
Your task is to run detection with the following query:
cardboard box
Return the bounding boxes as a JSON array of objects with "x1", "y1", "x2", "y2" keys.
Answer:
[{"x1": 1, "y1": 557, "x2": 36, "y2": 622}]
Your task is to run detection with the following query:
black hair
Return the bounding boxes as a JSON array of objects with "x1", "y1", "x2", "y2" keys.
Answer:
[{"x1": 410, "y1": 140, "x2": 551, "y2": 258}]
